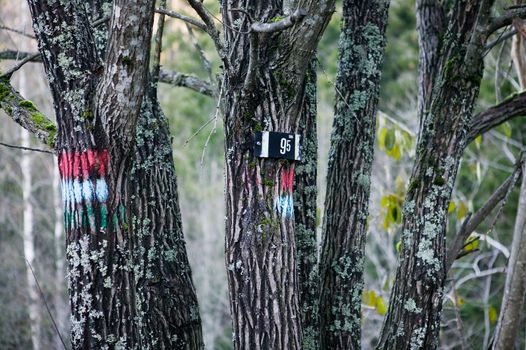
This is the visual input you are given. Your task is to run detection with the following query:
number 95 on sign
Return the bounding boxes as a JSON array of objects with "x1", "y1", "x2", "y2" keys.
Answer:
[{"x1": 254, "y1": 131, "x2": 301, "y2": 161}]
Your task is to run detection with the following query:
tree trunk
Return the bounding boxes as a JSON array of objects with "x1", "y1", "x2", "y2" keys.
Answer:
[
  {"x1": 377, "y1": 1, "x2": 494, "y2": 348},
  {"x1": 128, "y1": 91, "x2": 204, "y2": 348},
  {"x1": 293, "y1": 58, "x2": 320, "y2": 350},
  {"x1": 25, "y1": 1, "x2": 203, "y2": 348},
  {"x1": 219, "y1": 1, "x2": 334, "y2": 348},
  {"x1": 415, "y1": 0, "x2": 445, "y2": 135},
  {"x1": 319, "y1": 1, "x2": 389, "y2": 349}
]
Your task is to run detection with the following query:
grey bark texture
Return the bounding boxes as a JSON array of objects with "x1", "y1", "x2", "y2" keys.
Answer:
[
  {"x1": 318, "y1": 1, "x2": 390, "y2": 349},
  {"x1": 15, "y1": 1, "x2": 204, "y2": 348},
  {"x1": 219, "y1": 1, "x2": 334, "y2": 348},
  {"x1": 377, "y1": 1, "x2": 496, "y2": 349},
  {"x1": 293, "y1": 58, "x2": 319, "y2": 350}
]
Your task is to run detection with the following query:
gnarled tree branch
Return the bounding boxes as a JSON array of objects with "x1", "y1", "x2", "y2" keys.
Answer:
[
  {"x1": 467, "y1": 91, "x2": 526, "y2": 143},
  {"x1": 487, "y1": 7, "x2": 526, "y2": 36},
  {"x1": 251, "y1": 8, "x2": 307, "y2": 33},
  {"x1": 0, "y1": 79, "x2": 56, "y2": 148},
  {"x1": 155, "y1": 8, "x2": 207, "y2": 31},
  {"x1": 186, "y1": 0, "x2": 225, "y2": 62},
  {"x1": 0, "y1": 50, "x2": 41, "y2": 62},
  {"x1": 159, "y1": 70, "x2": 215, "y2": 97}
]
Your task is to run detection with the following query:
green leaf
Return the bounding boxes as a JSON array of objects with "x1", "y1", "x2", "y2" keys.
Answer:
[
  {"x1": 379, "y1": 127, "x2": 388, "y2": 150},
  {"x1": 376, "y1": 297, "x2": 388, "y2": 315},
  {"x1": 448, "y1": 201, "x2": 456, "y2": 214},
  {"x1": 457, "y1": 201, "x2": 467, "y2": 220},
  {"x1": 499, "y1": 122, "x2": 512, "y2": 138},
  {"x1": 489, "y1": 306, "x2": 498, "y2": 324},
  {"x1": 475, "y1": 135, "x2": 482, "y2": 147},
  {"x1": 385, "y1": 128, "x2": 396, "y2": 150}
]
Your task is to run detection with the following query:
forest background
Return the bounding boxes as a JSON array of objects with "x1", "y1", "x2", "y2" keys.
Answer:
[{"x1": 0, "y1": 0, "x2": 523, "y2": 349}]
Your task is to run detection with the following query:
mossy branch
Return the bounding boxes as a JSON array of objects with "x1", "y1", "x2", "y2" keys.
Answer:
[{"x1": 0, "y1": 79, "x2": 57, "y2": 150}]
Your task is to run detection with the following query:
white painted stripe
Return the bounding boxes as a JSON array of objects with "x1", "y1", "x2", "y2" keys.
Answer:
[
  {"x1": 61, "y1": 179, "x2": 71, "y2": 204},
  {"x1": 260, "y1": 131, "x2": 269, "y2": 158},
  {"x1": 82, "y1": 180, "x2": 94, "y2": 202},
  {"x1": 96, "y1": 179, "x2": 109, "y2": 202},
  {"x1": 295, "y1": 134, "x2": 301, "y2": 160},
  {"x1": 73, "y1": 179, "x2": 83, "y2": 204}
]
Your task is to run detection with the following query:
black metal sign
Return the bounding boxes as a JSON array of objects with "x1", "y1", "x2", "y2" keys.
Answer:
[{"x1": 254, "y1": 131, "x2": 301, "y2": 161}]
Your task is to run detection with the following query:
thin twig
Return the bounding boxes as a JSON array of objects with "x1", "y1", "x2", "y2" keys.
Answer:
[
  {"x1": 184, "y1": 115, "x2": 217, "y2": 146},
  {"x1": 0, "y1": 50, "x2": 42, "y2": 62},
  {"x1": 26, "y1": 260, "x2": 67, "y2": 350},
  {"x1": 1, "y1": 16, "x2": 109, "y2": 79},
  {"x1": 186, "y1": 24, "x2": 213, "y2": 82},
  {"x1": 155, "y1": 8, "x2": 207, "y2": 31},
  {"x1": 317, "y1": 57, "x2": 363, "y2": 127},
  {"x1": 186, "y1": 0, "x2": 226, "y2": 60},
  {"x1": 451, "y1": 279, "x2": 470, "y2": 350},
  {"x1": 485, "y1": 28, "x2": 517, "y2": 53},
  {"x1": 0, "y1": 141, "x2": 54, "y2": 154},
  {"x1": 0, "y1": 24, "x2": 36, "y2": 39},
  {"x1": 200, "y1": 77, "x2": 225, "y2": 166},
  {"x1": 151, "y1": 0, "x2": 167, "y2": 85},
  {"x1": 1, "y1": 52, "x2": 41, "y2": 78},
  {"x1": 446, "y1": 152, "x2": 525, "y2": 272}
]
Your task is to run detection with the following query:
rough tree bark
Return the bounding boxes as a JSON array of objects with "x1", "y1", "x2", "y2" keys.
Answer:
[
  {"x1": 319, "y1": 1, "x2": 390, "y2": 349},
  {"x1": 377, "y1": 1, "x2": 500, "y2": 348},
  {"x1": 218, "y1": 1, "x2": 334, "y2": 348},
  {"x1": 0, "y1": 1, "x2": 205, "y2": 348},
  {"x1": 415, "y1": 0, "x2": 445, "y2": 135},
  {"x1": 293, "y1": 58, "x2": 319, "y2": 350}
]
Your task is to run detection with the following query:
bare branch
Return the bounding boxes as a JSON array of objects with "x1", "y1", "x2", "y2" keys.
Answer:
[
  {"x1": 446, "y1": 153, "x2": 524, "y2": 272},
  {"x1": 467, "y1": 91, "x2": 526, "y2": 143},
  {"x1": 155, "y1": 8, "x2": 207, "y2": 31},
  {"x1": 243, "y1": 32, "x2": 258, "y2": 91},
  {"x1": 241, "y1": 9, "x2": 307, "y2": 91},
  {"x1": 251, "y1": 8, "x2": 307, "y2": 33},
  {"x1": 152, "y1": 1, "x2": 167, "y2": 85},
  {"x1": 0, "y1": 79, "x2": 56, "y2": 148},
  {"x1": 0, "y1": 25, "x2": 36, "y2": 39},
  {"x1": 186, "y1": 24, "x2": 213, "y2": 82},
  {"x1": 485, "y1": 29, "x2": 517, "y2": 52},
  {"x1": 0, "y1": 141, "x2": 54, "y2": 154},
  {"x1": 159, "y1": 70, "x2": 215, "y2": 97},
  {"x1": 26, "y1": 260, "x2": 67, "y2": 350},
  {"x1": 487, "y1": 7, "x2": 526, "y2": 36},
  {"x1": 1, "y1": 52, "x2": 41, "y2": 79},
  {"x1": 186, "y1": 0, "x2": 225, "y2": 61},
  {"x1": 0, "y1": 50, "x2": 41, "y2": 62}
]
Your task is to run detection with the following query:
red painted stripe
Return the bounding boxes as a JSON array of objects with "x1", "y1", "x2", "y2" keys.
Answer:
[
  {"x1": 281, "y1": 167, "x2": 295, "y2": 192},
  {"x1": 81, "y1": 151, "x2": 89, "y2": 177},
  {"x1": 58, "y1": 149, "x2": 110, "y2": 179},
  {"x1": 72, "y1": 152, "x2": 82, "y2": 177}
]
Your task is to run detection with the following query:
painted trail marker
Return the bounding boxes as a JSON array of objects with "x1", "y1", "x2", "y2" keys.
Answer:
[{"x1": 254, "y1": 131, "x2": 301, "y2": 161}]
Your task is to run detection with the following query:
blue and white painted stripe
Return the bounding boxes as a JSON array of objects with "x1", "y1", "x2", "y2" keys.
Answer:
[
  {"x1": 274, "y1": 194, "x2": 294, "y2": 218},
  {"x1": 60, "y1": 178, "x2": 109, "y2": 204}
]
